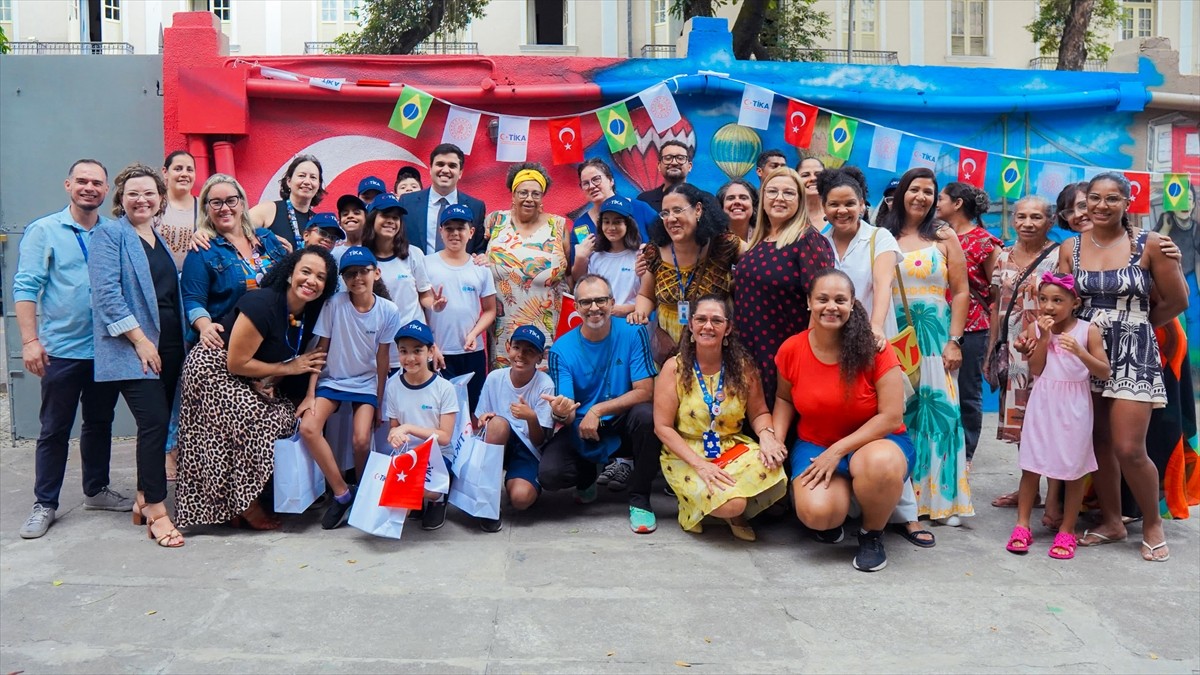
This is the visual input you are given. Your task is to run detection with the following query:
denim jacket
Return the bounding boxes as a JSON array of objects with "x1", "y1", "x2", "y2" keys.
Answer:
[{"x1": 180, "y1": 228, "x2": 288, "y2": 339}]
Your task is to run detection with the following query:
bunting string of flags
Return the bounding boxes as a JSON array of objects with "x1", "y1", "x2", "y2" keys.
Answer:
[{"x1": 242, "y1": 59, "x2": 1196, "y2": 212}]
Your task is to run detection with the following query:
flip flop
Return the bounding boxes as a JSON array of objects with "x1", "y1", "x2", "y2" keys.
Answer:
[
  {"x1": 1141, "y1": 540, "x2": 1170, "y2": 562},
  {"x1": 991, "y1": 492, "x2": 1045, "y2": 509},
  {"x1": 890, "y1": 524, "x2": 936, "y2": 548},
  {"x1": 1077, "y1": 529, "x2": 1126, "y2": 547}
]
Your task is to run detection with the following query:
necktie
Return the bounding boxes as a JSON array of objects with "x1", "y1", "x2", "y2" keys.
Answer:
[{"x1": 435, "y1": 197, "x2": 448, "y2": 252}]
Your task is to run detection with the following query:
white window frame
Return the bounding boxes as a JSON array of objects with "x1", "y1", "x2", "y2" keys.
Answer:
[
  {"x1": 948, "y1": 0, "x2": 989, "y2": 57},
  {"x1": 210, "y1": 0, "x2": 232, "y2": 23},
  {"x1": 835, "y1": 0, "x2": 881, "y2": 51},
  {"x1": 320, "y1": 0, "x2": 338, "y2": 23},
  {"x1": 1121, "y1": 0, "x2": 1156, "y2": 41},
  {"x1": 520, "y1": 0, "x2": 577, "y2": 50},
  {"x1": 0, "y1": 0, "x2": 13, "y2": 23},
  {"x1": 103, "y1": 0, "x2": 121, "y2": 22}
]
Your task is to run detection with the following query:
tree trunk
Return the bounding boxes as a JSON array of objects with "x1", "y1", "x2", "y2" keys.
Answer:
[
  {"x1": 684, "y1": 0, "x2": 715, "y2": 20},
  {"x1": 391, "y1": 0, "x2": 447, "y2": 54},
  {"x1": 1057, "y1": 0, "x2": 1094, "y2": 70},
  {"x1": 731, "y1": 0, "x2": 770, "y2": 59}
]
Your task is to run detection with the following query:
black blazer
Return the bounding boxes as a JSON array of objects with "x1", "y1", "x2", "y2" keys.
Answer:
[{"x1": 399, "y1": 189, "x2": 488, "y2": 255}]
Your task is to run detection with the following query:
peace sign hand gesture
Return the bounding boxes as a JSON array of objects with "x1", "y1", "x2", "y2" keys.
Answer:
[{"x1": 432, "y1": 286, "x2": 448, "y2": 312}]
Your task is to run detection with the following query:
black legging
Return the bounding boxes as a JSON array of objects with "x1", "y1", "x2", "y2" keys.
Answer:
[{"x1": 113, "y1": 343, "x2": 184, "y2": 505}]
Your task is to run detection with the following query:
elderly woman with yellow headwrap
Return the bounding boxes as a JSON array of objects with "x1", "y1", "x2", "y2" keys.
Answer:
[{"x1": 484, "y1": 162, "x2": 569, "y2": 367}]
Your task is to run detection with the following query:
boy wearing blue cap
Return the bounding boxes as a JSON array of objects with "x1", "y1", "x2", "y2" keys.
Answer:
[
  {"x1": 358, "y1": 176, "x2": 386, "y2": 204},
  {"x1": 302, "y1": 212, "x2": 346, "y2": 251},
  {"x1": 425, "y1": 203, "x2": 497, "y2": 413},
  {"x1": 473, "y1": 325, "x2": 555, "y2": 532},
  {"x1": 382, "y1": 320, "x2": 459, "y2": 530}
]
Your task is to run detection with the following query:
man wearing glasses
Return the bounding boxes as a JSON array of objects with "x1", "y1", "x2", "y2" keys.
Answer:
[
  {"x1": 636, "y1": 141, "x2": 715, "y2": 231},
  {"x1": 541, "y1": 274, "x2": 661, "y2": 534}
]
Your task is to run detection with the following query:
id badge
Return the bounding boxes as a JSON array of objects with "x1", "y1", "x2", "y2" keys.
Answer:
[{"x1": 677, "y1": 300, "x2": 690, "y2": 325}]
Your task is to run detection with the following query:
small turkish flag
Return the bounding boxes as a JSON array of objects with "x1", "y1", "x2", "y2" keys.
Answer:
[
  {"x1": 957, "y1": 148, "x2": 987, "y2": 189},
  {"x1": 556, "y1": 293, "x2": 584, "y2": 339},
  {"x1": 379, "y1": 436, "x2": 434, "y2": 509},
  {"x1": 784, "y1": 100, "x2": 818, "y2": 149},
  {"x1": 1124, "y1": 171, "x2": 1151, "y2": 214},
  {"x1": 548, "y1": 117, "x2": 584, "y2": 165}
]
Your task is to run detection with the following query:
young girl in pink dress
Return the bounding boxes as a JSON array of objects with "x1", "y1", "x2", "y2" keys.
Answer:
[{"x1": 1005, "y1": 271, "x2": 1111, "y2": 560}]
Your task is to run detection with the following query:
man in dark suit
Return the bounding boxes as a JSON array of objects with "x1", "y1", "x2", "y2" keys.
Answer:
[
  {"x1": 398, "y1": 143, "x2": 487, "y2": 255},
  {"x1": 635, "y1": 140, "x2": 714, "y2": 232}
]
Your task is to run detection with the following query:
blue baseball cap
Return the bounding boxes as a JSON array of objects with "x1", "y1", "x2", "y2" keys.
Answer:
[
  {"x1": 338, "y1": 246, "x2": 377, "y2": 272},
  {"x1": 394, "y1": 320, "x2": 434, "y2": 346},
  {"x1": 510, "y1": 325, "x2": 546, "y2": 352},
  {"x1": 336, "y1": 193, "x2": 366, "y2": 214},
  {"x1": 599, "y1": 195, "x2": 633, "y2": 219},
  {"x1": 357, "y1": 176, "x2": 386, "y2": 197},
  {"x1": 438, "y1": 203, "x2": 475, "y2": 227},
  {"x1": 307, "y1": 212, "x2": 346, "y2": 240},
  {"x1": 369, "y1": 193, "x2": 406, "y2": 214},
  {"x1": 883, "y1": 178, "x2": 901, "y2": 196}
]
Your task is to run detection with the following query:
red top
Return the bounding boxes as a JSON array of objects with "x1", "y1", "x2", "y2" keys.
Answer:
[
  {"x1": 956, "y1": 226, "x2": 1002, "y2": 332},
  {"x1": 775, "y1": 330, "x2": 906, "y2": 448}
]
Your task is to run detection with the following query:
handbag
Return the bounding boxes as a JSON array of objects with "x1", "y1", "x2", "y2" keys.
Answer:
[
  {"x1": 348, "y1": 450, "x2": 408, "y2": 539},
  {"x1": 984, "y1": 243, "x2": 1060, "y2": 391},
  {"x1": 272, "y1": 433, "x2": 326, "y2": 514},
  {"x1": 448, "y1": 429, "x2": 505, "y2": 519},
  {"x1": 874, "y1": 230, "x2": 922, "y2": 389}
]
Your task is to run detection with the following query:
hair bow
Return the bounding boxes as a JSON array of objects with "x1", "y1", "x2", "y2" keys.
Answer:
[{"x1": 1040, "y1": 271, "x2": 1076, "y2": 296}]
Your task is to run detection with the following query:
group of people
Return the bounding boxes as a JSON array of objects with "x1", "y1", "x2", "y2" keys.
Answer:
[{"x1": 14, "y1": 140, "x2": 1192, "y2": 572}]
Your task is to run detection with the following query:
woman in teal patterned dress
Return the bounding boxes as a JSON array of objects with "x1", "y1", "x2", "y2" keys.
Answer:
[{"x1": 879, "y1": 168, "x2": 974, "y2": 524}]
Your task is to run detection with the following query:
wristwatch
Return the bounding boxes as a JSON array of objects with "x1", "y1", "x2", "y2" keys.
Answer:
[{"x1": 948, "y1": 335, "x2": 963, "y2": 346}]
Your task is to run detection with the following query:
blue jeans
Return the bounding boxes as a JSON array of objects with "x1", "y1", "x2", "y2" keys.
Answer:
[{"x1": 33, "y1": 357, "x2": 120, "y2": 510}]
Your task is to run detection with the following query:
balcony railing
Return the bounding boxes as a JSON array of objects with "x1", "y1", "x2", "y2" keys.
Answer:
[
  {"x1": 413, "y1": 40, "x2": 479, "y2": 55},
  {"x1": 640, "y1": 44, "x2": 677, "y2": 58},
  {"x1": 1028, "y1": 56, "x2": 1107, "y2": 71},
  {"x1": 8, "y1": 41, "x2": 135, "y2": 55},
  {"x1": 304, "y1": 41, "x2": 337, "y2": 54},
  {"x1": 793, "y1": 48, "x2": 899, "y2": 65}
]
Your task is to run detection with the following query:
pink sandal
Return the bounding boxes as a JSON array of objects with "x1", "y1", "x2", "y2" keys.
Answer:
[
  {"x1": 1048, "y1": 532, "x2": 1076, "y2": 560},
  {"x1": 1006, "y1": 525, "x2": 1033, "y2": 554}
]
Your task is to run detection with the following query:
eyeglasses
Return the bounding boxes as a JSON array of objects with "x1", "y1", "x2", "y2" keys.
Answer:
[
  {"x1": 661, "y1": 155, "x2": 690, "y2": 165},
  {"x1": 312, "y1": 230, "x2": 342, "y2": 244},
  {"x1": 1086, "y1": 194, "x2": 1127, "y2": 207},
  {"x1": 125, "y1": 191, "x2": 159, "y2": 202},
  {"x1": 514, "y1": 189, "x2": 544, "y2": 200},
  {"x1": 763, "y1": 188, "x2": 799, "y2": 201},
  {"x1": 692, "y1": 316, "x2": 728, "y2": 327},
  {"x1": 576, "y1": 296, "x2": 611, "y2": 307},
  {"x1": 341, "y1": 267, "x2": 375, "y2": 278},
  {"x1": 579, "y1": 175, "x2": 606, "y2": 189},
  {"x1": 659, "y1": 205, "x2": 695, "y2": 219},
  {"x1": 206, "y1": 196, "x2": 242, "y2": 210}
]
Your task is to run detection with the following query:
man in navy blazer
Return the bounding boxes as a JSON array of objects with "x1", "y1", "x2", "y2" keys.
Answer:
[{"x1": 399, "y1": 143, "x2": 487, "y2": 255}]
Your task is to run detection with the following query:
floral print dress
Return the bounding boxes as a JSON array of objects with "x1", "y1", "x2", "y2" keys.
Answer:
[
  {"x1": 486, "y1": 211, "x2": 568, "y2": 368},
  {"x1": 893, "y1": 245, "x2": 973, "y2": 520}
]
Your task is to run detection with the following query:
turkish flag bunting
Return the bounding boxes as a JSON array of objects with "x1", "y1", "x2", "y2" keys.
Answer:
[
  {"x1": 784, "y1": 100, "x2": 818, "y2": 149},
  {"x1": 957, "y1": 148, "x2": 988, "y2": 188},
  {"x1": 548, "y1": 117, "x2": 585, "y2": 165},
  {"x1": 379, "y1": 436, "x2": 435, "y2": 509},
  {"x1": 556, "y1": 293, "x2": 583, "y2": 339},
  {"x1": 1124, "y1": 171, "x2": 1151, "y2": 214}
]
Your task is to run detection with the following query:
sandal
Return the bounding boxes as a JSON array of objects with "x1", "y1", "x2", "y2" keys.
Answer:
[
  {"x1": 1005, "y1": 525, "x2": 1033, "y2": 554},
  {"x1": 1077, "y1": 529, "x2": 1126, "y2": 547},
  {"x1": 147, "y1": 513, "x2": 185, "y2": 548},
  {"x1": 890, "y1": 523, "x2": 936, "y2": 548},
  {"x1": 1141, "y1": 540, "x2": 1170, "y2": 562},
  {"x1": 991, "y1": 491, "x2": 1044, "y2": 509},
  {"x1": 726, "y1": 518, "x2": 756, "y2": 542},
  {"x1": 1048, "y1": 532, "x2": 1076, "y2": 560}
]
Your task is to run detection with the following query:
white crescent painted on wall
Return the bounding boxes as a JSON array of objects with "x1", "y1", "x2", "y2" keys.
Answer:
[
  {"x1": 558, "y1": 126, "x2": 576, "y2": 143},
  {"x1": 258, "y1": 135, "x2": 427, "y2": 203}
]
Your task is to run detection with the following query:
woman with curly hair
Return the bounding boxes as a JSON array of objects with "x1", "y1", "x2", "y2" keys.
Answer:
[
  {"x1": 485, "y1": 161, "x2": 569, "y2": 367},
  {"x1": 630, "y1": 183, "x2": 742, "y2": 365},
  {"x1": 174, "y1": 247, "x2": 336, "y2": 530},
  {"x1": 249, "y1": 154, "x2": 327, "y2": 252},
  {"x1": 653, "y1": 294, "x2": 787, "y2": 541},
  {"x1": 773, "y1": 269, "x2": 914, "y2": 572}
]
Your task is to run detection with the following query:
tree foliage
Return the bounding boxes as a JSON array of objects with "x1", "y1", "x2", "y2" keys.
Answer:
[
  {"x1": 330, "y1": 0, "x2": 490, "y2": 55},
  {"x1": 672, "y1": 0, "x2": 830, "y2": 61},
  {"x1": 1025, "y1": 0, "x2": 1121, "y2": 68},
  {"x1": 0, "y1": 24, "x2": 9, "y2": 55}
]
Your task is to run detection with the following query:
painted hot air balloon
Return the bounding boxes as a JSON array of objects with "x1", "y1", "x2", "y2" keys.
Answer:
[
  {"x1": 609, "y1": 107, "x2": 696, "y2": 193},
  {"x1": 710, "y1": 123, "x2": 762, "y2": 180}
]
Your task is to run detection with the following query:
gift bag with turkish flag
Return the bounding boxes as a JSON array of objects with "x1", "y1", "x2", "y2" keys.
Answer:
[
  {"x1": 448, "y1": 429, "x2": 504, "y2": 519},
  {"x1": 347, "y1": 449, "x2": 408, "y2": 539},
  {"x1": 556, "y1": 293, "x2": 584, "y2": 339},
  {"x1": 273, "y1": 432, "x2": 326, "y2": 514}
]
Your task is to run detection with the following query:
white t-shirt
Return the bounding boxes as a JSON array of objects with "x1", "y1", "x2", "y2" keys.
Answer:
[
  {"x1": 378, "y1": 245, "x2": 432, "y2": 367},
  {"x1": 425, "y1": 252, "x2": 497, "y2": 355},
  {"x1": 474, "y1": 368, "x2": 555, "y2": 454},
  {"x1": 587, "y1": 249, "x2": 640, "y2": 306},
  {"x1": 313, "y1": 293, "x2": 401, "y2": 396},
  {"x1": 823, "y1": 221, "x2": 901, "y2": 336},
  {"x1": 383, "y1": 372, "x2": 459, "y2": 454}
]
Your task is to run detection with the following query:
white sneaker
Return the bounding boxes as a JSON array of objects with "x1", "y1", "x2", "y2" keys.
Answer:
[
  {"x1": 940, "y1": 515, "x2": 962, "y2": 527},
  {"x1": 20, "y1": 504, "x2": 56, "y2": 539}
]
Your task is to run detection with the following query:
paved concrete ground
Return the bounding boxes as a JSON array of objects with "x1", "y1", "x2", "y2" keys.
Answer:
[{"x1": 1, "y1": 396, "x2": 1197, "y2": 674}]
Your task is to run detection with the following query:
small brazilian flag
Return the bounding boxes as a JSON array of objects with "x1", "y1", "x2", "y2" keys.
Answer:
[
  {"x1": 827, "y1": 114, "x2": 858, "y2": 161},
  {"x1": 997, "y1": 157, "x2": 1028, "y2": 200},
  {"x1": 1162, "y1": 173, "x2": 1193, "y2": 212},
  {"x1": 596, "y1": 102, "x2": 636, "y2": 153},
  {"x1": 389, "y1": 86, "x2": 433, "y2": 138}
]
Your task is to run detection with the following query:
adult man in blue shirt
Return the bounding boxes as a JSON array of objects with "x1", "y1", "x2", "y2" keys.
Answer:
[
  {"x1": 13, "y1": 159, "x2": 131, "y2": 539},
  {"x1": 542, "y1": 274, "x2": 660, "y2": 533}
]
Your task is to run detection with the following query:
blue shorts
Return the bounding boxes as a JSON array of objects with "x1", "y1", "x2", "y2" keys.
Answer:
[
  {"x1": 504, "y1": 436, "x2": 542, "y2": 492},
  {"x1": 788, "y1": 432, "x2": 916, "y2": 482},
  {"x1": 316, "y1": 386, "x2": 378, "y2": 409}
]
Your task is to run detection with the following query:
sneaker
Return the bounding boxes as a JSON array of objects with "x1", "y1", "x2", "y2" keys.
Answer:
[
  {"x1": 574, "y1": 483, "x2": 598, "y2": 505},
  {"x1": 83, "y1": 487, "x2": 133, "y2": 512},
  {"x1": 853, "y1": 529, "x2": 888, "y2": 572},
  {"x1": 321, "y1": 486, "x2": 356, "y2": 530},
  {"x1": 664, "y1": 485, "x2": 676, "y2": 497},
  {"x1": 629, "y1": 505, "x2": 657, "y2": 534},
  {"x1": 595, "y1": 461, "x2": 620, "y2": 486},
  {"x1": 606, "y1": 461, "x2": 634, "y2": 492},
  {"x1": 479, "y1": 515, "x2": 503, "y2": 533},
  {"x1": 811, "y1": 525, "x2": 845, "y2": 544},
  {"x1": 421, "y1": 499, "x2": 447, "y2": 530},
  {"x1": 19, "y1": 504, "x2": 56, "y2": 539}
]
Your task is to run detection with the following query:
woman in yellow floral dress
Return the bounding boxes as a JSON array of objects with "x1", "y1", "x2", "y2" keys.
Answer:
[
  {"x1": 879, "y1": 168, "x2": 974, "y2": 525},
  {"x1": 485, "y1": 163, "x2": 569, "y2": 367},
  {"x1": 653, "y1": 294, "x2": 787, "y2": 541}
]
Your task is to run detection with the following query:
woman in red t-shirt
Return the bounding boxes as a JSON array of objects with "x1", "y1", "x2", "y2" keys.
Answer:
[{"x1": 773, "y1": 269, "x2": 915, "y2": 572}]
